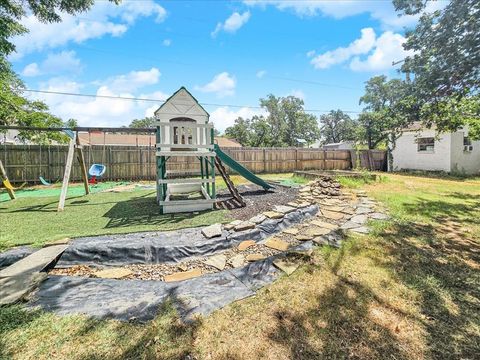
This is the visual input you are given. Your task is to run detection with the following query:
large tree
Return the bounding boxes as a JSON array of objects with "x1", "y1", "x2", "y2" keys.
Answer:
[
  {"x1": 357, "y1": 75, "x2": 412, "y2": 149},
  {"x1": 393, "y1": 0, "x2": 480, "y2": 138},
  {"x1": 319, "y1": 110, "x2": 358, "y2": 145},
  {"x1": 225, "y1": 95, "x2": 320, "y2": 147},
  {"x1": 260, "y1": 94, "x2": 320, "y2": 147},
  {"x1": 225, "y1": 117, "x2": 252, "y2": 146}
]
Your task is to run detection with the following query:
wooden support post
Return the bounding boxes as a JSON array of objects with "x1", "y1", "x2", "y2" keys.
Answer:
[
  {"x1": 209, "y1": 157, "x2": 216, "y2": 199},
  {"x1": 58, "y1": 138, "x2": 75, "y2": 212},
  {"x1": 0, "y1": 159, "x2": 15, "y2": 200},
  {"x1": 204, "y1": 157, "x2": 210, "y2": 194},
  {"x1": 76, "y1": 134, "x2": 90, "y2": 195}
]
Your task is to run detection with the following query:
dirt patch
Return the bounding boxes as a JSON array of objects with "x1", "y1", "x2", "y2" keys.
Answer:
[{"x1": 217, "y1": 184, "x2": 299, "y2": 221}]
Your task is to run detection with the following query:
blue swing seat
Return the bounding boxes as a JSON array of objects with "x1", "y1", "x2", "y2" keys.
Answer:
[
  {"x1": 39, "y1": 176, "x2": 52, "y2": 186},
  {"x1": 88, "y1": 164, "x2": 106, "y2": 178}
]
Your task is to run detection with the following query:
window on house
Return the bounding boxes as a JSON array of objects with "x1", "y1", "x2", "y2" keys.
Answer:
[
  {"x1": 464, "y1": 136, "x2": 473, "y2": 152},
  {"x1": 417, "y1": 137, "x2": 435, "y2": 152}
]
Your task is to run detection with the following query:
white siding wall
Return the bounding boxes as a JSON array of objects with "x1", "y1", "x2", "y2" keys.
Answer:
[
  {"x1": 450, "y1": 130, "x2": 480, "y2": 175},
  {"x1": 392, "y1": 129, "x2": 452, "y2": 172}
]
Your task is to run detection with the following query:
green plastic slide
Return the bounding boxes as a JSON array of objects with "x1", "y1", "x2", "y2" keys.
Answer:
[{"x1": 214, "y1": 144, "x2": 274, "y2": 190}]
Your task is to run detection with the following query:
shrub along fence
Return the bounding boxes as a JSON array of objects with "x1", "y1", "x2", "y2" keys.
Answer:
[{"x1": 0, "y1": 144, "x2": 386, "y2": 183}]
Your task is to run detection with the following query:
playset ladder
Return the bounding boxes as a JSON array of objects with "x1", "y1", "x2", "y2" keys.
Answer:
[{"x1": 214, "y1": 155, "x2": 246, "y2": 207}]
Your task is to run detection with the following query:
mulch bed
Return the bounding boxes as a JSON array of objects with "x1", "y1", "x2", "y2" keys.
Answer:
[{"x1": 217, "y1": 184, "x2": 299, "y2": 221}]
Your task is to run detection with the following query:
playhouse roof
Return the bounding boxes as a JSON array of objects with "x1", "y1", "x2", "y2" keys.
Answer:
[{"x1": 154, "y1": 87, "x2": 209, "y2": 119}]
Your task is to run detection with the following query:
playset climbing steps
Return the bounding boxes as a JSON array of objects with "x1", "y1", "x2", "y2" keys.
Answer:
[
  {"x1": 214, "y1": 155, "x2": 246, "y2": 208},
  {"x1": 214, "y1": 144, "x2": 274, "y2": 191}
]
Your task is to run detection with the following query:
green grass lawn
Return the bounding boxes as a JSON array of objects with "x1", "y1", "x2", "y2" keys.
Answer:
[
  {"x1": 0, "y1": 173, "x2": 302, "y2": 250},
  {"x1": 1, "y1": 173, "x2": 479, "y2": 359}
]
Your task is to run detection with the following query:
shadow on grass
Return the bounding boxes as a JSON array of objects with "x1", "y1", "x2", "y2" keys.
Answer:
[
  {"x1": 0, "y1": 301, "x2": 200, "y2": 360},
  {"x1": 0, "y1": 305, "x2": 43, "y2": 358},
  {"x1": 374, "y1": 220, "x2": 480, "y2": 359},
  {"x1": 102, "y1": 193, "x2": 206, "y2": 228},
  {"x1": 402, "y1": 192, "x2": 480, "y2": 225},
  {"x1": 267, "y1": 243, "x2": 413, "y2": 359},
  {"x1": 266, "y1": 192, "x2": 479, "y2": 359}
]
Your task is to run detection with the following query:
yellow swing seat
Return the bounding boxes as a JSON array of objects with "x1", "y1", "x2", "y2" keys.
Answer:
[{"x1": 2, "y1": 179, "x2": 26, "y2": 191}]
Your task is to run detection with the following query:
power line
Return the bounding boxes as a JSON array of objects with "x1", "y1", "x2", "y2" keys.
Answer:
[
  {"x1": 265, "y1": 75, "x2": 357, "y2": 90},
  {"x1": 20, "y1": 88, "x2": 362, "y2": 114}
]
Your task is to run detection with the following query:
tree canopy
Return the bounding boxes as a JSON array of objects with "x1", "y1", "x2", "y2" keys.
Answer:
[
  {"x1": 318, "y1": 110, "x2": 357, "y2": 145},
  {"x1": 393, "y1": 0, "x2": 480, "y2": 138},
  {"x1": 225, "y1": 95, "x2": 319, "y2": 147},
  {"x1": 0, "y1": 0, "x2": 119, "y2": 143},
  {"x1": 0, "y1": 0, "x2": 119, "y2": 58},
  {"x1": 0, "y1": 60, "x2": 65, "y2": 143},
  {"x1": 357, "y1": 75, "x2": 412, "y2": 149},
  {"x1": 129, "y1": 117, "x2": 156, "y2": 128}
]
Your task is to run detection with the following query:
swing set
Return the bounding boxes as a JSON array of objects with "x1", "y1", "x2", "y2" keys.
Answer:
[{"x1": 0, "y1": 125, "x2": 154, "y2": 211}]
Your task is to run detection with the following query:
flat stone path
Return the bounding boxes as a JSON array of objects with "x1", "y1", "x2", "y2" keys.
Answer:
[
  {"x1": 0, "y1": 245, "x2": 68, "y2": 278},
  {"x1": 0, "y1": 245, "x2": 67, "y2": 305},
  {"x1": 24, "y1": 183, "x2": 388, "y2": 322}
]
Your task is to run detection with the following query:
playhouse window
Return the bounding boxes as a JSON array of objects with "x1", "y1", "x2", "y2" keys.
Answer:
[
  {"x1": 173, "y1": 127, "x2": 193, "y2": 145},
  {"x1": 417, "y1": 137, "x2": 435, "y2": 152}
]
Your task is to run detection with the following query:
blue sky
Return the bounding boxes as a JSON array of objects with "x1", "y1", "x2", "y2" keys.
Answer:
[{"x1": 11, "y1": 0, "x2": 446, "y2": 132}]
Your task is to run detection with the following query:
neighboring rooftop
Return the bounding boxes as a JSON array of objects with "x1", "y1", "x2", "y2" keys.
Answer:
[{"x1": 77, "y1": 133, "x2": 241, "y2": 148}]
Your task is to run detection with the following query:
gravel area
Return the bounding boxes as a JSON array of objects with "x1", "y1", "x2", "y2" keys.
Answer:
[
  {"x1": 49, "y1": 242, "x2": 286, "y2": 281},
  {"x1": 217, "y1": 184, "x2": 299, "y2": 220}
]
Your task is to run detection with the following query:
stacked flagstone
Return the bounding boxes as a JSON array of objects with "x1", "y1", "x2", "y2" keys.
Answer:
[{"x1": 297, "y1": 176, "x2": 342, "y2": 203}]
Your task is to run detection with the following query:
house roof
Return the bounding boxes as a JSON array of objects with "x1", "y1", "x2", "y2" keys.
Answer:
[
  {"x1": 402, "y1": 122, "x2": 437, "y2": 132},
  {"x1": 154, "y1": 86, "x2": 209, "y2": 118},
  {"x1": 78, "y1": 133, "x2": 239, "y2": 148},
  {"x1": 78, "y1": 132, "x2": 155, "y2": 146},
  {"x1": 215, "y1": 137, "x2": 242, "y2": 147}
]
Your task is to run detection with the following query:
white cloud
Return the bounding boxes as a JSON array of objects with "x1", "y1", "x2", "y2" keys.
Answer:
[
  {"x1": 310, "y1": 28, "x2": 412, "y2": 72},
  {"x1": 306, "y1": 50, "x2": 315, "y2": 58},
  {"x1": 195, "y1": 72, "x2": 236, "y2": 97},
  {"x1": 162, "y1": 39, "x2": 172, "y2": 46},
  {"x1": 32, "y1": 68, "x2": 165, "y2": 127},
  {"x1": 210, "y1": 106, "x2": 267, "y2": 132},
  {"x1": 350, "y1": 31, "x2": 414, "y2": 72},
  {"x1": 244, "y1": 0, "x2": 446, "y2": 30},
  {"x1": 44, "y1": 51, "x2": 82, "y2": 73},
  {"x1": 21, "y1": 50, "x2": 82, "y2": 77},
  {"x1": 287, "y1": 89, "x2": 305, "y2": 100},
  {"x1": 212, "y1": 11, "x2": 251, "y2": 37},
  {"x1": 311, "y1": 28, "x2": 376, "y2": 69},
  {"x1": 103, "y1": 67, "x2": 161, "y2": 92},
  {"x1": 22, "y1": 63, "x2": 40, "y2": 77},
  {"x1": 256, "y1": 70, "x2": 266, "y2": 78},
  {"x1": 11, "y1": 1, "x2": 167, "y2": 59}
]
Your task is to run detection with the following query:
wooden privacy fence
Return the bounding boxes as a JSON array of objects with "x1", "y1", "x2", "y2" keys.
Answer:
[{"x1": 0, "y1": 145, "x2": 386, "y2": 183}]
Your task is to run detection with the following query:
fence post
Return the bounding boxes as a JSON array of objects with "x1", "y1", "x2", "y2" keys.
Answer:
[
  {"x1": 295, "y1": 148, "x2": 298, "y2": 170},
  {"x1": 139, "y1": 147, "x2": 143, "y2": 180},
  {"x1": 108, "y1": 147, "x2": 112, "y2": 181},
  {"x1": 349, "y1": 150, "x2": 356, "y2": 170},
  {"x1": 263, "y1": 148, "x2": 267, "y2": 173}
]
